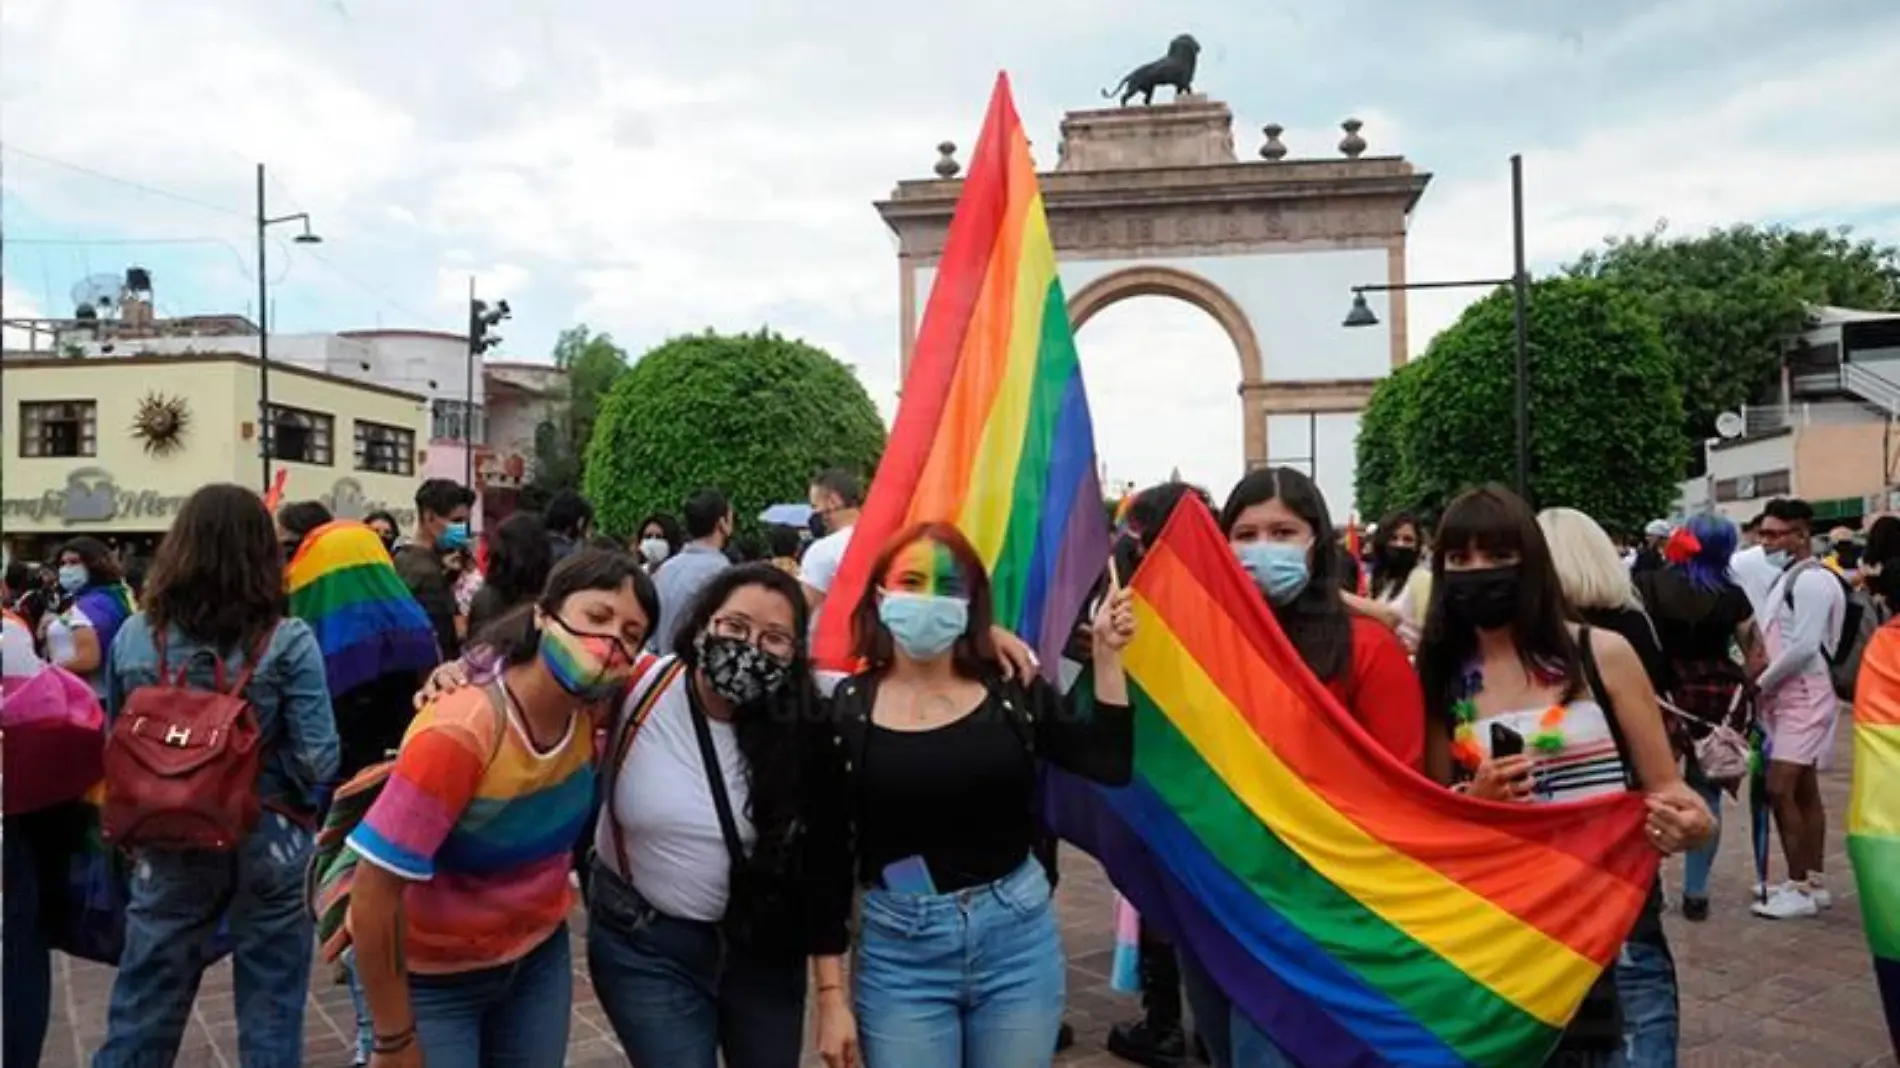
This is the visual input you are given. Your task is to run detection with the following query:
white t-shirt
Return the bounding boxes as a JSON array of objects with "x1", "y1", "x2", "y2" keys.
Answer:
[
  {"x1": 800, "y1": 525, "x2": 854, "y2": 596},
  {"x1": 595, "y1": 664, "x2": 755, "y2": 923},
  {"x1": 41, "y1": 605, "x2": 91, "y2": 667},
  {"x1": 2, "y1": 615, "x2": 44, "y2": 678},
  {"x1": 1729, "y1": 546, "x2": 1780, "y2": 622},
  {"x1": 1759, "y1": 561, "x2": 1848, "y2": 692}
]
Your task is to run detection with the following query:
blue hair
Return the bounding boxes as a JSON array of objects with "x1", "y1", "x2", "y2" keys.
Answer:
[{"x1": 1676, "y1": 513, "x2": 1738, "y2": 592}]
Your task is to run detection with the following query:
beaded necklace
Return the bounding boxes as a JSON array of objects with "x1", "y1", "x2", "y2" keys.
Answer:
[{"x1": 1449, "y1": 658, "x2": 1572, "y2": 772}]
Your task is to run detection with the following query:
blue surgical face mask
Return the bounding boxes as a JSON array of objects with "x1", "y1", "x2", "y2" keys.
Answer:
[
  {"x1": 1764, "y1": 548, "x2": 1792, "y2": 571},
  {"x1": 877, "y1": 591, "x2": 970, "y2": 660},
  {"x1": 57, "y1": 564, "x2": 87, "y2": 593},
  {"x1": 439, "y1": 521, "x2": 471, "y2": 552},
  {"x1": 1234, "y1": 541, "x2": 1311, "y2": 605}
]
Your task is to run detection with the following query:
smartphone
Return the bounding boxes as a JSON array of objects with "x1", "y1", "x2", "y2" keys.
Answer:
[
  {"x1": 881, "y1": 855, "x2": 938, "y2": 896},
  {"x1": 1490, "y1": 722, "x2": 1526, "y2": 759}
]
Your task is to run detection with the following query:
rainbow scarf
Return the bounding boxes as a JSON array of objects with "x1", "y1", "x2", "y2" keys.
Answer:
[
  {"x1": 287, "y1": 520, "x2": 440, "y2": 698},
  {"x1": 1044, "y1": 498, "x2": 1661, "y2": 1068},
  {"x1": 1849, "y1": 621, "x2": 1900, "y2": 1054},
  {"x1": 73, "y1": 581, "x2": 136, "y2": 657},
  {"x1": 814, "y1": 73, "x2": 1106, "y2": 676}
]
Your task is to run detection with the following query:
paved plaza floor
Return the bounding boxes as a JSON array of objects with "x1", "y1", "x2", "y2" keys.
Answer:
[{"x1": 37, "y1": 728, "x2": 1899, "y2": 1067}]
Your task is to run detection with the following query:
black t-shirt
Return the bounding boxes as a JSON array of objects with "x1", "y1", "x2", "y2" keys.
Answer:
[
  {"x1": 858, "y1": 699, "x2": 1037, "y2": 894},
  {"x1": 1634, "y1": 568, "x2": 1753, "y2": 662},
  {"x1": 1581, "y1": 605, "x2": 1676, "y2": 697}
]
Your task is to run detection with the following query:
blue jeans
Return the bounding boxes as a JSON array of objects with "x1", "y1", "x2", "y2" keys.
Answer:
[
  {"x1": 1681, "y1": 770, "x2": 1724, "y2": 899},
  {"x1": 1178, "y1": 947, "x2": 1298, "y2": 1068},
  {"x1": 4, "y1": 818, "x2": 51, "y2": 1068},
  {"x1": 409, "y1": 926, "x2": 573, "y2": 1068},
  {"x1": 1614, "y1": 936, "x2": 1678, "y2": 1068},
  {"x1": 94, "y1": 812, "x2": 314, "y2": 1068},
  {"x1": 343, "y1": 948, "x2": 373, "y2": 1064},
  {"x1": 854, "y1": 858, "x2": 1066, "y2": 1068}
]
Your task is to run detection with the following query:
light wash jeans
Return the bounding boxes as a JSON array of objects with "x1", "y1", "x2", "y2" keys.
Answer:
[
  {"x1": 1614, "y1": 936, "x2": 1678, "y2": 1068},
  {"x1": 408, "y1": 926, "x2": 573, "y2": 1068},
  {"x1": 93, "y1": 812, "x2": 314, "y2": 1068},
  {"x1": 1681, "y1": 768, "x2": 1725, "y2": 900},
  {"x1": 854, "y1": 858, "x2": 1066, "y2": 1068}
]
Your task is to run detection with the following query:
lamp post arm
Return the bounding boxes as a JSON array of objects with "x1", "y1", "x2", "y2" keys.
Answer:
[{"x1": 1352, "y1": 278, "x2": 1514, "y2": 294}]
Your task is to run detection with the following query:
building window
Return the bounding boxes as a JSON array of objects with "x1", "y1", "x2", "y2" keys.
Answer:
[
  {"x1": 354, "y1": 420, "x2": 416, "y2": 476},
  {"x1": 431, "y1": 399, "x2": 485, "y2": 443},
  {"x1": 19, "y1": 400, "x2": 97, "y2": 458},
  {"x1": 265, "y1": 404, "x2": 334, "y2": 466}
]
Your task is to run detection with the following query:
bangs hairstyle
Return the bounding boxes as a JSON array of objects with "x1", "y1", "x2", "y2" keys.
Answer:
[
  {"x1": 1537, "y1": 507, "x2": 1640, "y2": 612},
  {"x1": 481, "y1": 548, "x2": 658, "y2": 666},
  {"x1": 142, "y1": 483, "x2": 285, "y2": 652},
  {"x1": 1218, "y1": 467, "x2": 1352, "y2": 682},
  {"x1": 1417, "y1": 485, "x2": 1582, "y2": 726},
  {"x1": 851, "y1": 522, "x2": 999, "y2": 677}
]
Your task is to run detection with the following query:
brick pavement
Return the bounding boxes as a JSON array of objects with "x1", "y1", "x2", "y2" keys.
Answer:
[{"x1": 38, "y1": 726, "x2": 1898, "y2": 1067}]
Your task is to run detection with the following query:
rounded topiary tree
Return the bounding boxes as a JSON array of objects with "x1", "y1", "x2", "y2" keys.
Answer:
[
  {"x1": 1388, "y1": 277, "x2": 1685, "y2": 533},
  {"x1": 582, "y1": 330, "x2": 886, "y2": 536},
  {"x1": 1353, "y1": 361, "x2": 1423, "y2": 524}
]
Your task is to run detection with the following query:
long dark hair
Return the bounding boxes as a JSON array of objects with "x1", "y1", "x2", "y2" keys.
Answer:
[
  {"x1": 484, "y1": 511, "x2": 556, "y2": 610},
  {"x1": 1219, "y1": 467, "x2": 1352, "y2": 682},
  {"x1": 1370, "y1": 510, "x2": 1422, "y2": 599},
  {"x1": 142, "y1": 484, "x2": 285, "y2": 651},
  {"x1": 850, "y1": 522, "x2": 1000, "y2": 679},
  {"x1": 277, "y1": 500, "x2": 334, "y2": 547},
  {"x1": 670, "y1": 563, "x2": 818, "y2": 851},
  {"x1": 58, "y1": 535, "x2": 123, "y2": 587},
  {"x1": 483, "y1": 548, "x2": 658, "y2": 665},
  {"x1": 1416, "y1": 485, "x2": 1583, "y2": 727}
]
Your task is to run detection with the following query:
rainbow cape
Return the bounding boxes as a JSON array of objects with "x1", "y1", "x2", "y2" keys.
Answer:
[
  {"x1": 1849, "y1": 621, "x2": 1900, "y2": 1054},
  {"x1": 287, "y1": 520, "x2": 439, "y2": 699},
  {"x1": 1044, "y1": 498, "x2": 1662, "y2": 1068},
  {"x1": 814, "y1": 73, "x2": 1106, "y2": 675},
  {"x1": 73, "y1": 581, "x2": 136, "y2": 658}
]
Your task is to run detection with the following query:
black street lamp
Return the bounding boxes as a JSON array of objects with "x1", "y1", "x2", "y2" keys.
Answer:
[
  {"x1": 1346, "y1": 154, "x2": 1532, "y2": 501},
  {"x1": 256, "y1": 162, "x2": 323, "y2": 493}
]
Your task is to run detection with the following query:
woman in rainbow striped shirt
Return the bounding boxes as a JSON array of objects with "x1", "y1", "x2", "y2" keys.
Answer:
[{"x1": 346, "y1": 550, "x2": 657, "y2": 1068}]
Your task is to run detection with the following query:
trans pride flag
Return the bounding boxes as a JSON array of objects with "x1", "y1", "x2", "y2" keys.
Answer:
[
  {"x1": 813, "y1": 73, "x2": 1106, "y2": 676},
  {"x1": 1045, "y1": 497, "x2": 1662, "y2": 1068},
  {"x1": 1849, "y1": 621, "x2": 1900, "y2": 1055}
]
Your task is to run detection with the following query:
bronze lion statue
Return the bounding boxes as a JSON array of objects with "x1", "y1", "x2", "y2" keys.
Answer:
[{"x1": 1102, "y1": 34, "x2": 1201, "y2": 107}]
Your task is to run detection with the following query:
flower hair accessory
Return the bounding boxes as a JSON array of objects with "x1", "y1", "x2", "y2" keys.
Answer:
[{"x1": 1662, "y1": 527, "x2": 1701, "y2": 565}]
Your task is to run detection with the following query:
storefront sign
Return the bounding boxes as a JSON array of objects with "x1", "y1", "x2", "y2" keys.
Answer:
[
  {"x1": 323, "y1": 479, "x2": 417, "y2": 527},
  {"x1": 0, "y1": 467, "x2": 187, "y2": 526}
]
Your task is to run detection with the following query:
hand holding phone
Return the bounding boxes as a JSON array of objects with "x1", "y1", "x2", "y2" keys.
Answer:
[{"x1": 1490, "y1": 722, "x2": 1526, "y2": 758}]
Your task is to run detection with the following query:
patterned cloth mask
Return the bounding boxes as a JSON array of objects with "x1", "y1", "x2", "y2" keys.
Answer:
[{"x1": 695, "y1": 631, "x2": 790, "y2": 706}]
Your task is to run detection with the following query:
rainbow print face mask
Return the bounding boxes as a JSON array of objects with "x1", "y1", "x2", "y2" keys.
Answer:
[{"x1": 539, "y1": 615, "x2": 637, "y2": 700}]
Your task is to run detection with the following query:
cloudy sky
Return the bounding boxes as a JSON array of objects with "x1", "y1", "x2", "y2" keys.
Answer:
[{"x1": 5, "y1": 0, "x2": 1898, "y2": 499}]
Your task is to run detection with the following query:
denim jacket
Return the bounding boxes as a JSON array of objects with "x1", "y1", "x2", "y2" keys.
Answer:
[{"x1": 105, "y1": 615, "x2": 340, "y2": 812}]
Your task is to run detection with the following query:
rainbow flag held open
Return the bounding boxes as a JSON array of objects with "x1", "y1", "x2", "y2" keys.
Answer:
[
  {"x1": 814, "y1": 73, "x2": 1106, "y2": 675},
  {"x1": 1849, "y1": 622, "x2": 1900, "y2": 1055},
  {"x1": 287, "y1": 520, "x2": 440, "y2": 699},
  {"x1": 1044, "y1": 497, "x2": 1662, "y2": 1068}
]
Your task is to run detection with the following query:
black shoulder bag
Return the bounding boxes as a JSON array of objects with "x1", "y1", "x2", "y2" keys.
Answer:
[{"x1": 685, "y1": 690, "x2": 807, "y2": 962}]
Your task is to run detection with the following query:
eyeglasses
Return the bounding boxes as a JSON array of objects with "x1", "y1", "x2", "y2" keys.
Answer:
[{"x1": 709, "y1": 614, "x2": 797, "y2": 662}]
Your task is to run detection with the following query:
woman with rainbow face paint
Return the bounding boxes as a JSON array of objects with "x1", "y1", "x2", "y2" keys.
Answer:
[{"x1": 806, "y1": 521, "x2": 1137, "y2": 1068}]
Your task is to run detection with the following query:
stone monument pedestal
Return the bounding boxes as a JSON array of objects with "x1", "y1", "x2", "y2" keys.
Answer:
[{"x1": 1056, "y1": 96, "x2": 1237, "y2": 171}]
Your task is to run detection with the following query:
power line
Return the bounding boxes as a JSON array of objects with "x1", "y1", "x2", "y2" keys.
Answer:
[{"x1": 0, "y1": 144, "x2": 248, "y2": 220}]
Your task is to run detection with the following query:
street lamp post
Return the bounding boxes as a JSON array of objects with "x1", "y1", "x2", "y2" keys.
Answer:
[
  {"x1": 255, "y1": 162, "x2": 323, "y2": 493},
  {"x1": 1344, "y1": 154, "x2": 1532, "y2": 501}
]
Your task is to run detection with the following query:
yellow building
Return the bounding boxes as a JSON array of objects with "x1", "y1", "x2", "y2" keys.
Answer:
[{"x1": 2, "y1": 352, "x2": 429, "y2": 559}]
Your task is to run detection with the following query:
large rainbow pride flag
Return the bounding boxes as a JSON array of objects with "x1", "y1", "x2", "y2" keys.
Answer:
[
  {"x1": 1045, "y1": 497, "x2": 1662, "y2": 1068},
  {"x1": 813, "y1": 73, "x2": 1106, "y2": 675},
  {"x1": 287, "y1": 520, "x2": 439, "y2": 699},
  {"x1": 1849, "y1": 621, "x2": 1900, "y2": 1054}
]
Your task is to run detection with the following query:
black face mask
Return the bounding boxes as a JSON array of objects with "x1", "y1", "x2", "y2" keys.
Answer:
[
  {"x1": 807, "y1": 512, "x2": 828, "y2": 539},
  {"x1": 1384, "y1": 546, "x2": 1420, "y2": 572},
  {"x1": 1440, "y1": 566, "x2": 1520, "y2": 631}
]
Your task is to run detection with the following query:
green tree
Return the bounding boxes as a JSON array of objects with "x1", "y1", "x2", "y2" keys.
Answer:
[
  {"x1": 1354, "y1": 278, "x2": 1686, "y2": 534},
  {"x1": 529, "y1": 325, "x2": 631, "y2": 495},
  {"x1": 583, "y1": 329, "x2": 885, "y2": 536},
  {"x1": 1567, "y1": 223, "x2": 1900, "y2": 455}
]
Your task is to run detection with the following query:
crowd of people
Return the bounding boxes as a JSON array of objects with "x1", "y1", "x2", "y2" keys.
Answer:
[{"x1": 1, "y1": 463, "x2": 1895, "y2": 1068}]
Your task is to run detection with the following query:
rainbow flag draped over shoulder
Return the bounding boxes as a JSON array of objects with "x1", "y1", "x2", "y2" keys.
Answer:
[
  {"x1": 73, "y1": 581, "x2": 136, "y2": 658},
  {"x1": 1044, "y1": 498, "x2": 1661, "y2": 1068},
  {"x1": 814, "y1": 73, "x2": 1106, "y2": 675},
  {"x1": 1849, "y1": 621, "x2": 1900, "y2": 1054},
  {"x1": 287, "y1": 520, "x2": 439, "y2": 698}
]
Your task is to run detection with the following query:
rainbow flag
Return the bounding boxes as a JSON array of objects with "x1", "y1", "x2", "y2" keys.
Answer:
[
  {"x1": 1849, "y1": 621, "x2": 1900, "y2": 1054},
  {"x1": 1044, "y1": 497, "x2": 1661, "y2": 1068},
  {"x1": 287, "y1": 520, "x2": 440, "y2": 699},
  {"x1": 814, "y1": 73, "x2": 1105, "y2": 674},
  {"x1": 72, "y1": 581, "x2": 136, "y2": 660}
]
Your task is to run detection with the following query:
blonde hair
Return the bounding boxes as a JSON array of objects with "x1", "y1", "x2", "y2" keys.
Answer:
[{"x1": 1536, "y1": 507, "x2": 1641, "y2": 612}]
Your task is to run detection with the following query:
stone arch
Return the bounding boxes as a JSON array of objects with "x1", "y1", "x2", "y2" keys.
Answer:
[{"x1": 1067, "y1": 264, "x2": 1268, "y2": 466}]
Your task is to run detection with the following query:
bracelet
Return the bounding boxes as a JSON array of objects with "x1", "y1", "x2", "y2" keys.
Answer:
[{"x1": 372, "y1": 1028, "x2": 416, "y2": 1054}]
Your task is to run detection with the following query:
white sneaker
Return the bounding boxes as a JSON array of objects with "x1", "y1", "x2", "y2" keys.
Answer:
[
  {"x1": 1751, "y1": 884, "x2": 1820, "y2": 919},
  {"x1": 1753, "y1": 880, "x2": 1832, "y2": 909}
]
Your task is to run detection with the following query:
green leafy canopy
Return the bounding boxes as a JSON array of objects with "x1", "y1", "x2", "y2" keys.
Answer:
[
  {"x1": 582, "y1": 329, "x2": 886, "y2": 536},
  {"x1": 1355, "y1": 277, "x2": 1686, "y2": 534}
]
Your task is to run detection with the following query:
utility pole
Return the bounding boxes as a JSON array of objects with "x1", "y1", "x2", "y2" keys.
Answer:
[{"x1": 467, "y1": 288, "x2": 510, "y2": 488}]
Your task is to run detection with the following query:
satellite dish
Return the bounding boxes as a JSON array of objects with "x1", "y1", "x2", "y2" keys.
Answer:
[
  {"x1": 1714, "y1": 411, "x2": 1745, "y2": 439},
  {"x1": 70, "y1": 273, "x2": 123, "y2": 317}
]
